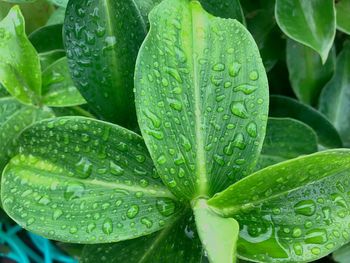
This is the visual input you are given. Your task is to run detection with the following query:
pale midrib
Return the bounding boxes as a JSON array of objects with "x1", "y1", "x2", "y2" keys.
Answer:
[
  {"x1": 21, "y1": 163, "x2": 175, "y2": 199},
  {"x1": 190, "y1": 6, "x2": 208, "y2": 196},
  {"x1": 219, "y1": 169, "x2": 346, "y2": 216}
]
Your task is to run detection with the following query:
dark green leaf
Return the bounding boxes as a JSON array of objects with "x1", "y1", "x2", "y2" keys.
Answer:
[
  {"x1": 0, "y1": 6, "x2": 41, "y2": 105},
  {"x1": 0, "y1": 84, "x2": 9, "y2": 98},
  {"x1": 319, "y1": 43, "x2": 350, "y2": 147},
  {"x1": 41, "y1": 57, "x2": 86, "y2": 107},
  {"x1": 39, "y1": 49, "x2": 66, "y2": 70},
  {"x1": 1, "y1": 117, "x2": 183, "y2": 243},
  {"x1": 199, "y1": 0, "x2": 245, "y2": 23},
  {"x1": 135, "y1": 0, "x2": 269, "y2": 199},
  {"x1": 63, "y1": 0, "x2": 162, "y2": 127},
  {"x1": 209, "y1": 149, "x2": 350, "y2": 262},
  {"x1": 29, "y1": 24, "x2": 64, "y2": 53},
  {"x1": 51, "y1": 105, "x2": 95, "y2": 118},
  {"x1": 269, "y1": 95, "x2": 342, "y2": 148},
  {"x1": 193, "y1": 199, "x2": 239, "y2": 263},
  {"x1": 81, "y1": 212, "x2": 203, "y2": 263},
  {"x1": 257, "y1": 117, "x2": 318, "y2": 170},
  {"x1": 287, "y1": 39, "x2": 336, "y2": 105},
  {"x1": 275, "y1": 0, "x2": 336, "y2": 63},
  {"x1": 336, "y1": 0, "x2": 350, "y2": 35}
]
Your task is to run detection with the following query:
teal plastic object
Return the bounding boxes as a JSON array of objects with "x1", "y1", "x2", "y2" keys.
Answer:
[{"x1": 0, "y1": 221, "x2": 76, "y2": 263}]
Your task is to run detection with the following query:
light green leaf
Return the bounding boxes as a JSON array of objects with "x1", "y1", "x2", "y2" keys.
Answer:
[
  {"x1": 275, "y1": 0, "x2": 336, "y2": 63},
  {"x1": 0, "y1": 6, "x2": 41, "y2": 105},
  {"x1": 81, "y1": 212, "x2": 203, "y2": 263},
  {"x1": 336, "y1": 0, "x2": 350, "y2": 35},
  {"x1": 63, "y1": 0, "x2": 162, "y2": 127},
  {"x1": 287, "y1": 39, "x2": 336, "y2": 105},
  {"x1": 193, "y1": 199, "x2": 239, "y2": 263},
  {"x1": 199, "y1": 0, "x2": 245, "y2": 24},
  {"x1": 0, "y1": 97, "x2": 53, "y2": 171},
  {"x1": 270, "y1": 95, "x2": 342, "y2": 148},
  {"x1": 209, "y1": 149, "x2": 350, "y2": 262},
  {"x1": 135, "y1": 0, "x2": 269, "y2": 199},
  {"x1": 46, "y1": 7, "x2": 65, "y2": 26},
  {"x1": 319, "y1": 43, "x2": 350, "y2": 147},
  {"x1": 333, "y1": 242, "x2": 350, "y2": 263},
  {"x1": 41, "y1": 57, "x2": 86, "y2": 107},
  {"x1": 257, "y1": 117, "x2": 318, "y2": 170},
  {"x1": 39, "y1": 49, "x2": 65, "y2": 70},
  {"x1": 1, "y1": 117, "x2": 183, "y2": 243},
  {"x1": 29, "y1": 24, "x2": 64, "y2": 53},
  {"x1": 48, "y1": 0, "x2": 68, "y2": 8}
]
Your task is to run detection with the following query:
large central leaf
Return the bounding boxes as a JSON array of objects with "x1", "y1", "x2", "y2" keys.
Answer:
[{"x1": 135, "y1": 0, "x2": 269, "y2": 199}]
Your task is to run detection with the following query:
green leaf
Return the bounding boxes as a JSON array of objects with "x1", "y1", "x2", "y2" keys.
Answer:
[
  {"x1": 270, "y1": 95, "x2": 342, "y2": 148},
  {"x1": 51, "y1": 105, "x2": 95, "y2": 119},
  {"x1": 46, "y1": 7, "x2": 65, "y2": 26},
  {"x1": 63, "y1": 0, "x2": 161, "y2": 127},
  {"x1": 0, "y1": 0, "x2": 36, "y2": 3},
  {"x1": 0, "y1": 84, "x2": 9, "y2": 98},
  {"x1": 41, "y1": 57, "x2": 86, "y2": 107},
  {"x1": 333, "y1": 243, "x2": 350, "y2": 263},
  {"x1": 257, "y1": 117, "x2": 318, "y2": 170},
  {"x1": 1, "y1": 117, "x2": 183, "y2": 243},
  {"x1": 336, "y1": 0, "x2": 350, "y2": 35},
  {"x1": 29, "y1": 24, "x2": 64, "y2": 53},
  {"x1": 135, "y1": 0, "x2": 269, "y2": 199},
  {"x1": 209, "y1": 149, "x2": 350, "y2": 262},
  {"x1": 275, "y1": 0, "x2": 336, "y2": 63},
  {"x1": 199, "y1": 0, "x2": 245, "y2": 24},
  {"x1": 0, "y1": 97, "x2": 53, "y2": 171},
  {"x1": 39, "y1": 49, "x2": 65, "y2": 70},
  {"x1": 193, "y1": 199, "x2": 239, "y2": 263},
  {"x1": 319, "y1": 43, "x2": 350, "y2": 147},
  {"x1": 287, "y1": 39, "x2": 336, "y2": 105},
  {"x1": 48, "y1": 0, "x2": 68, "y2": 8},
  {"x1": 0, "y1": 6, "x2": 41, "y2": 105},
  {"x1": 81, "y1": 212, "x2": 203, "y2": 263}
]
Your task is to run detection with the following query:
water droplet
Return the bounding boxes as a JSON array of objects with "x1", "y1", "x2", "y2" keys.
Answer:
[
  {"x1": 229, "y1": 62, "x2": 241, "y2": 77},
  {"x1": 64, "y1": 182, "x2": 85, "y2": 201},
  {"x1": 230, "y1": 101, "x2": 248, "y2": 118},
  {"x1": 156, "y1": 198, "x2": 176, "y2": 217},
  {"x1": 233, "y1": 84, "x2": 257, "y2": 95},
  {"x1": 180, "y1": 134, "x2": 192, "y2": 151},
  {"x1": 143, "y1": 109, "x2": 161, "y2": 128},
  {"x1": 53, "y1": 209, "x2": 63, "y2": 220},
  {"x1": 102, "y1": 218, "x2": 113, "y2": 235},
  {"x1": 249, "y1": 70, "x2": 259, "y2": 80},
  {"x1": 167, "y1": 98, "x2": 183, "y2": 112},
  {"x1": 127, "y1": 205, "x2": 139, "y2": 219},
  {"x1": 294, "y1": 200, "x2": 316, "y2": 216},
  {"x1": 213, "y1": 154, "x2": 225, "y2": 166},
  {"x1": 76, "y1": 157, "x2": 93, "y2": 179},
  {"x1": 246, "y1": 122, "x2": 257, "y2": 138},
  {"x1": 87, "y1": 222, "x2": 96, "y2": 233},
  {"x1": 305, "y1": 229, "x2": 328, "y2": 244},
  {"x1": 212, "y1": 63, "x2": 225, "y2": 71},
  {"x1": 110, "y1": 161, "x2": 124, "y2": 176},
  {"x1": 141, "y1": 217, "x2": 153, "y2": 229},
  {"x1": 157, "y1": 155, "x2": 167, "y2": 165}
]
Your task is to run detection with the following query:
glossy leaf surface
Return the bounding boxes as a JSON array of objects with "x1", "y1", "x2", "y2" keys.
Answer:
[
  {"x1": 64, "y1": 0, "x2": 161, "y2": 126},
  {"x1": 257, "y1": 118, "x2": 318, "y2": 170},
  {"x1": 209, "y1": 150, "x2": 350, "y2": 262},
  {"x1": 269, "y1": 95, "x2": 342, "y2": 148},
  {"x1": 287, "y1": 39, "x2": 335, "y2": 105},
  {"x1": 1, "y1": 117, "x2": 183, "y2": 243},
  {"x1": 41, "y1": 57, "x2": 86, "y2": 107},
  {"x1": 0, "y1": 6, "x2": 41, "y2": 105},
  {"x1": 275, "y1": 0, "x2": 336, "y2": 63},
  {"x1": 81, "y1": 212, "x2": 203, "y2": 263},
  {"x1": 336, "y1": 0, "x2": 350, "y2": 35},
  {"x1": 319, "y1": 43, "x2": 350, "y2": 147},
  {"x1": 29, "y1": 24, "x2": 64, "y2": 52},
  {"x1": 0, "y1": 98, "x2": 53, "y2": 171},
  {"x1": 193, "y1": 199, "x2": 239, "y2": 263},
  {"x1": 135, "y1": 0, "x2": 269, "y2": 199}
]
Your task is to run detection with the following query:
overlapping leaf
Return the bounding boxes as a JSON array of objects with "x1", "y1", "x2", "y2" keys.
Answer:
[
  {"x1": 1, "y1": 117, "x2": 183, "y2": 243},
  {"x1": 209, "y1": 149, "x2": 350, "y2": 262},
  {"x1": 29, "y1": 24, "x2": 64, "y2": 52},
  {"x1": 336, "y1": 0, "x2": 350, "y2": 35},
  {"x1": 135, "y1": 0, "x2": 269, "y2": 199}
]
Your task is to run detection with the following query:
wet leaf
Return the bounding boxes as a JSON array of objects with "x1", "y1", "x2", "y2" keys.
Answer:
[
  {"x1": 269, "y1": 95, "x2": 342, "y2": 148},
  {"x1": 275, "y1": 0, "x2": 336, "y2": 63},
  {"x1": 1, "y1": 117, "x2": 183, "y2": 243},
  {"x1": 287, "y1": 39, "x2": 336, "y2": 105},
  {"x1": 319, "y1": 43, "x2": 350, "y2": 147},
  {"x1": 209, "y1": 149, "x2": 350, "y2": 262},
  {"x1": 41, "y1": 57, "x2": 86, "y2": 107},
  {"x1": 135, "y1": 0, "x2": 269, "y2": 199},
  {"x1": 257, "y1": 117, "x2": 318, "y2": 170},
  {"x1": 0, "y1": 6, "x2": 41, "y2": 105}
]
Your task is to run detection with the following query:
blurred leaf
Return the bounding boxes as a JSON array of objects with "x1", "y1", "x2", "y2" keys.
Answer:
[
  {"x1": 46, "y1": 7, "x2": 65, "y2": 26},
  {"x1": 29, "y1": 24, "x2": 64, "y2": 53},
  {"x1": 270, "y1": 95, "x2": 343, "y2": 148},
  {"x1": 135, "y1": 0, "x2": 269, "y2": 199},
  {"x1": 0, "y1": 6, "x2": 41, "y2": 105},
  {"x1": 257, "y1": 117, "x2": 318, "y2": 170},
  {"x1": 41, "y1": 57, "x2": 86, "y2": 107},
  {"x1": 0, "y1": 84, "x2": 9, "y2": 98},
  {"x1": 333, "y1": 242, "x2": 350, "y2": 263},
  {"x1": 287, "y1": 39, "x2": 336, "y2": 106},
  {"x1": 81, "y1": 212, "x2": 203, "y2": 263},
  {"x1": 209, "y1": 149, "x2": 350, "y2": 262},
  {"x1": 275, "y1": 0, "x2": 336, "y2": 63},
  {"x1": 39, "y1": 49, "x2": 65, "y2": 70},
  {"x1": 199, "y1": 0, "x2": 245, "y2": 24},
  {"x1": 1, "y1": 117, "x2": 183, "y2": 243},
  {"x1": 48, "y1": 0, "x2": 68, "y2": 8},
  {"x1": 336, "y1": 0, "x2": 350, "y2": 35},
  {"x1": 319, "y1": 43, "x2": 350, "y2": 147}
]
